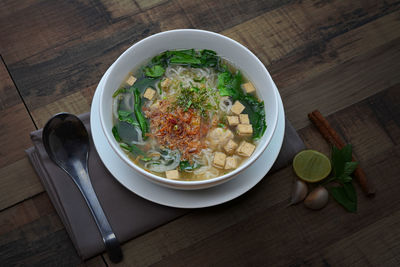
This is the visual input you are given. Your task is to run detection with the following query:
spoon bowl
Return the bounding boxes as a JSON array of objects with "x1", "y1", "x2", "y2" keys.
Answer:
[{"x1": 42, "y1": 113, "x2": 123, "y2": 263}]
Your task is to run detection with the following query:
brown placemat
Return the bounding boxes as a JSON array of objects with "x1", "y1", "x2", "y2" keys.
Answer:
[{"x1": 26, "y1": 112, "x2": 305, "y2": 260}]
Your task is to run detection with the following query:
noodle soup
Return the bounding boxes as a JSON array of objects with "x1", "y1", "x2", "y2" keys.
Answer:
[{"x1": 111, "y1": 49, "x2": 266, "y2": 181}]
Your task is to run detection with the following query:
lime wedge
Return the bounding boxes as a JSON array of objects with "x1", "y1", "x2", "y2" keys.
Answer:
[{"x1": 293, "y1": 150, "x2": 331, "y2": 183}]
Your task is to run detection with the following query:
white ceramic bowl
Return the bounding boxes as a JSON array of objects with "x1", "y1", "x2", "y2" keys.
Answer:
[{"x1": 99, "y1": 29, "x2": 279, "y2": 190}]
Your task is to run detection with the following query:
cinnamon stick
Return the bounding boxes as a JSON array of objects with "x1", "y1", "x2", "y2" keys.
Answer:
[{"x1": 308, "y1": 110, "x2": 375, "y2": 197}]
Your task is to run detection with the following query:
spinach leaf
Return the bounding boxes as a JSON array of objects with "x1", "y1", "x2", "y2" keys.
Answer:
[
  {"x1": 168, "y1": 49, "x2": 201, "y2": 65},
  {"x1": 133, "y1": 88, "x2": 149, "y2": 138},
  {"x1": 120, "y1": 143, "x2": 146, "y2": 156},
  {"x1": 144, "y1": 65, "x2": 165, "y2": 78},
  {"x1": 117, "y1": 110, "x2": 140, "y2": 127},
  {"x1": 179, "y1": 160, "x2": 200, "y2": 171},
  {"x1": 217, "y1": 70, "x2": 242, "y2": 100},
  {"x1": 241, "y1": 94, "x2": 267, "y2": 139},
  {"x1": 216, "y1": 68, "x2": 266, "y2": 139},
  {"x1": 148, "y1": 49, "x2": 221, "y2": 70},
  {"x1": 198, "y1": 49, "x2": 220, "y2": 68},
  {"x1": 130, "y1": 77, "x2": 158, "y2": 93}
]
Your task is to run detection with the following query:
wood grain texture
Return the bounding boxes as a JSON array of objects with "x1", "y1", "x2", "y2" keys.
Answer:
[
  {"x1": 0, "y1": 213, "x2": 82, "y2": 266},
  {"x1": 222, "y1": 2, "x2": 400, "y2": 129},
  {"x1": 135, "y1": 0, "x2": 167, "y2": 10},
  {"x1": 0, "y1": 158, "x2": 42, "y2": 211},
  {"x1": 0, "y1": 58, "x2": 20, "y2": 110},
  {"x1": 0, "y1": 0, "x2": 399, "y2": 265},
  {"x1": 0, "y1": 59, "x2": 36, "y2": 168}
]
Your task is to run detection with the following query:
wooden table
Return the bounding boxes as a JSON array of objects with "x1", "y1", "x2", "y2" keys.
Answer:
[{"x1": 1, "y1": 0, "x2": 399, "y2": 266}]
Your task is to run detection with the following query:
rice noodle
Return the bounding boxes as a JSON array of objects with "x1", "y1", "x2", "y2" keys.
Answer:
[
  {"x1": 144, "y1": 149, "x2": 181, "y2": 173},
  {"x1": 123, "y1": 93, "x2": 134, "y2": 111},
  {"x1": 219, "y1": 97, "x2": 232, "y2": 113},
  {"x1": 112, "y1": 97, "x2": 119, "y2": 120},
  {"x1": 130, "y1": 126, "x2": 145, "y2": 145}
]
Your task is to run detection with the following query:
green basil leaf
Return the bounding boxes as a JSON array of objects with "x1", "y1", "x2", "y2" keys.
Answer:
[
  {"x1": 343, "y1": 182, "x2": 357, "y2": 203},
  {"x1": 342, "y1": 161, "x2": 358, "y2": 177},
  {"x1": 328, "y1": 185, "x2": 357, "y2": 212},
  {"x1": 341, "y1": 144, "x2": 353, "y2": 162},
  {"x1": 332, "y1": 146, "x2": 345, "y2": 177},
  {"x1": 340, "y1": 176, "x2": 353, "y2": 183}
]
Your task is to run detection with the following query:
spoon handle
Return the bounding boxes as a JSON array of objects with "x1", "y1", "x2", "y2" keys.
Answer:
[{"x1": 69, "y1": 166, "x2": 123, "y2": 263}]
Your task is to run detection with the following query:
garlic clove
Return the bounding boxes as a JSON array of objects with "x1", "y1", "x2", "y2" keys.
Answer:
[
  {"x1": 304, "y1": 186, "x2": 329, "y2": 210},
  {"x1": 289, "y1": 179, "x2": 308, "y2": 206}
]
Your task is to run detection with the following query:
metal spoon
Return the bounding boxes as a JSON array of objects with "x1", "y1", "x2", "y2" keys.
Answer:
[{"x1": 42, "y1": 113, "x2": 123, "y2": 263}]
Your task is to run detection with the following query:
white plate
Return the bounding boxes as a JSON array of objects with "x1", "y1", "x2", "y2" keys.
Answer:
[{"x1": 91, "y1": 68, "x2": 285, "y2": 208}]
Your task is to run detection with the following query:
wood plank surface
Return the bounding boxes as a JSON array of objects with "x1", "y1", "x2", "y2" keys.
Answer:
[{"x1": 0, "y1": 0, "x2": 399, "y2": 265}]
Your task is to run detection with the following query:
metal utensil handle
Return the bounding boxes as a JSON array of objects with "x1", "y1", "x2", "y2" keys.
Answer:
[{"x1": 69, "y1": 165, "x2": 123, "y2": 263}]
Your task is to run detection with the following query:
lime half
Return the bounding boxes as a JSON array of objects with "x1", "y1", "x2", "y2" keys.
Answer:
[{"x1": 293, "y1": 150, "x2": 331, "y2": 183}]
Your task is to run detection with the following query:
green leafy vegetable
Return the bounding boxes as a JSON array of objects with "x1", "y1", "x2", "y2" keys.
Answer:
[
  {"x1": 133, "y1": 88, "x2": 149, "y2": 138},
  {"x1": 217, "y1": 70, "x2": 242, "y2": 100},
  {"x1": 216, "y1": 68, "x2": 266, "y2": 139},
  {"x1": 325, "y1": 144, "x2": 359, "y2": 212},
  {"x1": 118, "y1": 110, "x2": 140, "y2": 127},
  {"x1": 193, "y1": 77, "x2": 206, "y2": 83},
  {"x1": 328, "y1": 183, "x2": 357, "y2": 212},
  {"x1": 130, "y1": 78, "x2": 158, "y2": 93},
  {"x1": 179, "y1": 160, "x2": 200, "y2": 171},
  {"x1": 241, "y1": 95, "x2": 267, "y2": 139},
  {"x1": 112, "y1": 88, "x2": 127, "y2": 98},
  {"x1": 112, "y1": 126, "x2": 121, "y2": 142},
  {"x1": 145, "y1": 65, "x2": 165, "y2": 78},
  {"x1": 147, "y1": 49, "x2": 221, "y2": 70},
  {"x1": 119, "y1": 143, "x2": 146, "y2": 156},
  {"x1": 140, "y1": 157, "x2": 153, "y2": 162}
]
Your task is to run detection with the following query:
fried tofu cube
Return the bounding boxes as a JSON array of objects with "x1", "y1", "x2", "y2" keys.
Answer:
[
  {"x1": 224, "y1": 139, "x2": 238, "y2": 154},
  {"x1": 143, "y1": 88, "x2": 156, "y2": 100},
  {"x1": 236, "y1": 141, "x2": 256, "y2": 157},
  {"x1": 165, "y1": 170, "x2": 180, "y2": 180},
  {"x1": 231, "y1": 101, "x2": 245, "y2": 115},
  {"x1": 224, "y1": 156, "x2": 237, "y2": 169},
  {"x1": 242, "y1": 82, "x2": 256, "y2": 93},
  {"x1": 161, "y1": 78, "x2": 171, "y2": 88},
  {"x1": 126, "y1": 75, "x2": 137, "y2": 86},
  {"x1": 239, "y1": 114, "x2": 250, "y2": 124},
  {"x1": 213, "y1": 152, "x2": 226, "y2": 169},
  {"x1": 237, "y1": 124, "x2": 253, "y2": 136},
  {"x1": 227, "y1": 116, "x2": 239, "y2": 126}
]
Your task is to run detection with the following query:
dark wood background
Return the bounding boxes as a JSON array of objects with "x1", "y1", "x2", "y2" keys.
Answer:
[{"x1": 1, "y1": 0, "x2": 399, "y2": 266}]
